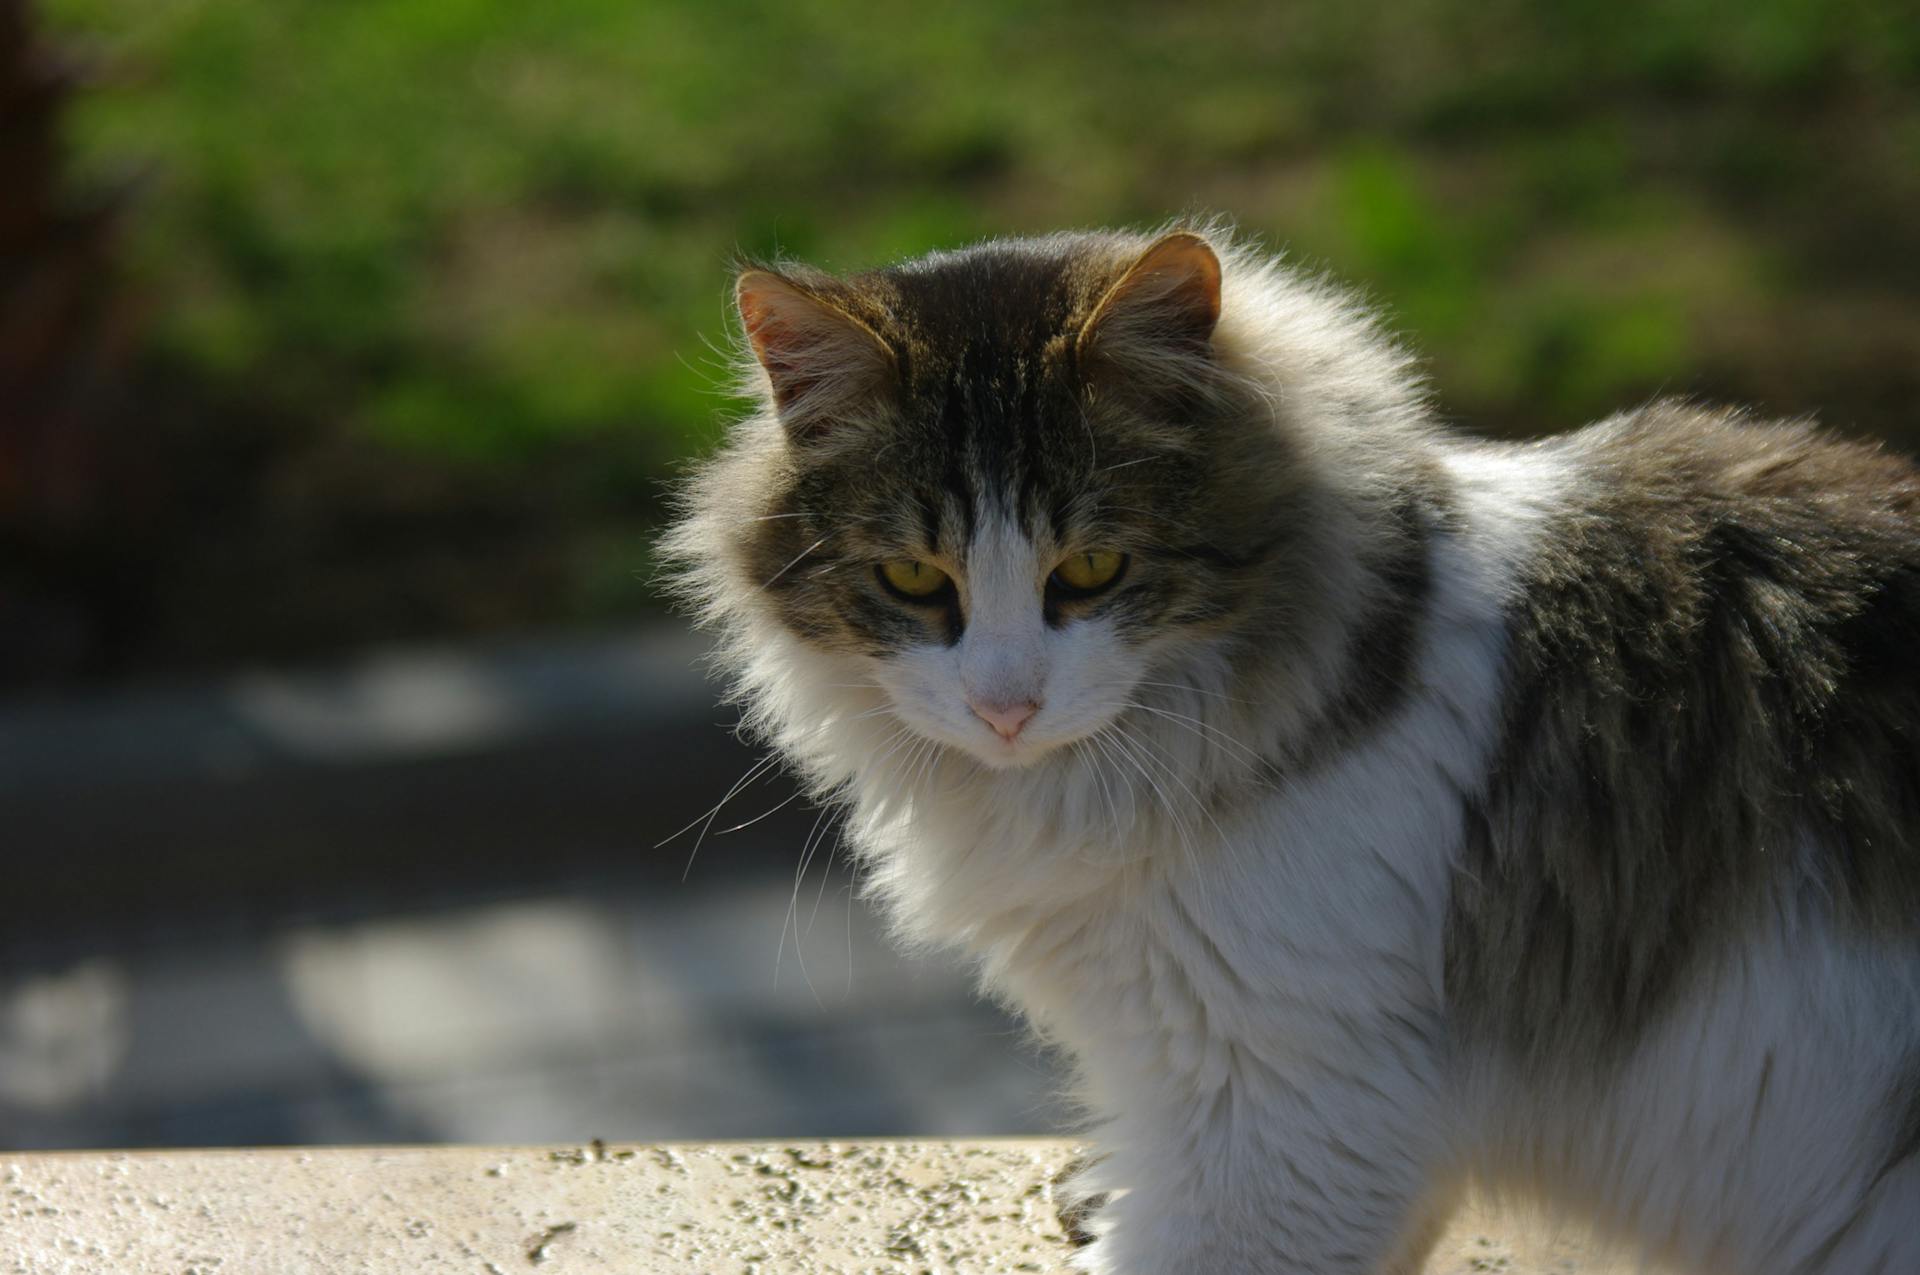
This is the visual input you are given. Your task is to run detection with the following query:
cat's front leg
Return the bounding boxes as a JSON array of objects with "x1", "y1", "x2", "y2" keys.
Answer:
[{"x1": 1069, "y1": 1044, "x2": 1455, "y2": 1275}]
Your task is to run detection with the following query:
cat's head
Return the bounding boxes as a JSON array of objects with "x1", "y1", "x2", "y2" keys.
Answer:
[{"x1": 670, "y1": 228, "x2": 1415, "y2": 778}]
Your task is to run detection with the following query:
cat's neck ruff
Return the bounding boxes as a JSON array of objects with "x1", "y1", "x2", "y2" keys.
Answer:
[
  {"x1": 676, "y1": 225, "x2": 1572, "y2": 957},
  {"x1": 719, "y1": 434, "x2": 1574, "y2": 967}
]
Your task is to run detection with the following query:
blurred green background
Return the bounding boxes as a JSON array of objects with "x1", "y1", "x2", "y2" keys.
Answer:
[{"x1": 11, "y1": 0, "x2": 1920, "y2": 687}]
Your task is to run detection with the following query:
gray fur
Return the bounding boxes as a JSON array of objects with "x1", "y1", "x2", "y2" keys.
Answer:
[
  {"x1": 1446, "y1": 404, "x2": 1920, "y2": 1064},
  {"x1": 681, "y1": 235, "x2": 1920, "y2": 1064},
  {"x1": 692, "y1": 232, "x2": 1398, "y2": 736},
  {"x1": 666, "y1": 226, "x2": 1920, "y2": 1271}
]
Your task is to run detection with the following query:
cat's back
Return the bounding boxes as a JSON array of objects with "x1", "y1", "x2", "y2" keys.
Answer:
[
  {"x1": 1446, "y1": 400, "x2": 1920, "y2": 1060},
  {"x1": 1555, "y1": 397, "x2": 1920, "y2": 562},
  {"x1": 1517, "y1": 401, "x2": 1920, "y2": 718}
]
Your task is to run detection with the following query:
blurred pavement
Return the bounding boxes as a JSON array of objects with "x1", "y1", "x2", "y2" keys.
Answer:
[{"x1": 0, "y1": 628, "x2": 1069, "y2": 1149}]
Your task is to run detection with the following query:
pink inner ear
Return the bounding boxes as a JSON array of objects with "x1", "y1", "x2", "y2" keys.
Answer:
[
  {"x1": 1081, "y1": 233, "x2": 1223, "y2": 362},
  {"x1": 737, "y1": 288, "x2": 779, "y2": 351},
  {"x1": 736, "y1": 270, "x2": 895, "y2": 435},
  {"x1": 736, "y1": 274, "x2": 817, "y2": 400},
  {"x1": 1130, "y1": 236, "x2": 1221, "y2": 334}
]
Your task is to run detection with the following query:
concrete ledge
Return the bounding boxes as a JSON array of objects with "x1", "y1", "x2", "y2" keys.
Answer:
[{"x1": 3, "y1": 1140, "x2": 1635, "y2": 1273}]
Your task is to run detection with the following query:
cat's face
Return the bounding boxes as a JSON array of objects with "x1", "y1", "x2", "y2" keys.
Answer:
[
  {"x1": 713, "y1": 232, "x2": 1294, "y2": 771},
  {"x1": 844, "y1": 513, "x2": 1150, "y2": 769}
]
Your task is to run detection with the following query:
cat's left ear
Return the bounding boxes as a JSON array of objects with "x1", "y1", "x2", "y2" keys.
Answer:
[
  {"x1": 737, "y1": 269, "x2": 897, "y2": 443},
  {"x1": 1075, "y1": 232, "x2": 1222, "y2": 382}
]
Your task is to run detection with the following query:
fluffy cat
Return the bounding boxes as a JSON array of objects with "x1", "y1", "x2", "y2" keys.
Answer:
[{"x1": 665, "y1": 224, "x2": 1920, "y2": 1273}]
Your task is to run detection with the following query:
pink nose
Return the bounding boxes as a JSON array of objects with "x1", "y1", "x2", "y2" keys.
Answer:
[{"x1": 970, "y1": 699, "x2": 1038, "y2": 740}]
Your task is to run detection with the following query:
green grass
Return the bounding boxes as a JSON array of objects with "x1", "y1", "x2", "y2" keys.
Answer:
[{"x1": 41, "y1": 0, "x2": 1920, "y2": 660}]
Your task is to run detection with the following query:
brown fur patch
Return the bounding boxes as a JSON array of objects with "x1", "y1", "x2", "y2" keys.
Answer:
[{"x1": 1446, "y1": 403, "x2": 1920, "y2": 1065}]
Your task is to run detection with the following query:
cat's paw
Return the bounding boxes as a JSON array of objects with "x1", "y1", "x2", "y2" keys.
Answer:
[
  {"x1": 1052, "y1": 1153, "x2": 1108, "y2": 1249},
  {"x1": 1065, "y1": 1239, "x2": 1120, "y2": 1275}
]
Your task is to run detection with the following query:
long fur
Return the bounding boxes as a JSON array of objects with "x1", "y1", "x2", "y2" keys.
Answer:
[{"x1": 665, "y1": 224, "x2": 1920, "y2": 1274}]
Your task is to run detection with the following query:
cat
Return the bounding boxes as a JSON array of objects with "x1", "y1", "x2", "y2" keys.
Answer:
[{"x1": 664, "y1": 223, "x2": 1920, "y2": 1274}]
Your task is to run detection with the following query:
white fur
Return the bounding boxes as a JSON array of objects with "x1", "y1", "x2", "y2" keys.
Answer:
[
  {"x1": 1469, "y1": 909, "x2": 1920, "y2": 1273},
  {"x1": 701, "y1": 443, "x2": 1532, "y2": 1272},
  {"x1": 681, "y1": 237, "x2": 1920, "y2": 1272}
]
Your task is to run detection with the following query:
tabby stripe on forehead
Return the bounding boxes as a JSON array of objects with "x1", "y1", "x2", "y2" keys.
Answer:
[
  {"x1": 932, "y1": 366, "x2": 980, "y2": 544},
  {"x1": 1017, "y1": 464, "x2": 1044, "y2": 530},
  {"x1": 1012, "y1": 362, "x2": 1045, "y2": 527},
  {"x1": 1047, "y1": 493, "x2": 1073, "y2": 546},
  {"x1": 919, "y1": 497, "x2": 942, "y2": 558},
  {"x1": 936, "y1": 442, "x2": 976, "y2": 546}
]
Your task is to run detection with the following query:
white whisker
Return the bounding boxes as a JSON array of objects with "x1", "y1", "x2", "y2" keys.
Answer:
[
  {"x1": 660, "y1": 752, "x2": 783, "y2": 881},
  {"x1": 714, "y1": 784, "x2": 807, "y2": 835},
  {"x1": 1130, "y1": 678, "x2": 1258, "y2": 707},
  {"x1": 1122, "y1": 702, "x2": 1273, "y2": 775},
  {"x1": 778, "y1": 802, "x2": 837, "y2": 1006},
  {"x1": 763, "y1": 531, "x2": 837, "y2": 588},
  {"x1": 1095, "y1": 454, "x2": 1171, "y2": 474}
]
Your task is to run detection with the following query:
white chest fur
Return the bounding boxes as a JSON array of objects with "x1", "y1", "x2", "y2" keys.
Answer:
[
  {"x1": 827, "y1": 449, "x2": 1555, "y2": 1271},
  {"x1": 864, "y1": 443, "x2": 1543, "y2": 1027}
]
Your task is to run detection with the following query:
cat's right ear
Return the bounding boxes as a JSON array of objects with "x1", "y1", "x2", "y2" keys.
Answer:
[
  {"x1": 1074, "y1": 232, "x2": 1224, "y2": 407},
  {"x1": 737, "y1": 270, "x2": 896, "y2": 444}
]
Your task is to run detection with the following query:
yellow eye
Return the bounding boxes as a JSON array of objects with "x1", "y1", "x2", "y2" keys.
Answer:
[
  {"x1": 1051, "y1": 550, "x2": 1127, "y2": 594},
  {"x1": 878, "y1": 559, "x2": 951, "y2": 599}
]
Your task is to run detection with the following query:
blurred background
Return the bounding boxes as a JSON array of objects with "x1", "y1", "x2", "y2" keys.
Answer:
[{"x1": 2, "y1": 0, "x2": 1916, "y2": 1149}]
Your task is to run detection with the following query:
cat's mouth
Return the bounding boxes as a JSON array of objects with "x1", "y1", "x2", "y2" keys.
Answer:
[
  {"x1": 975, "y1": 731, "x2": 1038, "y2": 768},
  {"x1": 959, "y1": 713, "x2": 1092, "y2": 771},
  {"x1": 905, "y1": 714, "x2": 1056, "y2": 771}
]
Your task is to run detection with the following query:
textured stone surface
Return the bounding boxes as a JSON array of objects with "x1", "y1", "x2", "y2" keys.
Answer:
[{"x1": 3, "y1": 1140, "x2": 1637, "y2": 1273}]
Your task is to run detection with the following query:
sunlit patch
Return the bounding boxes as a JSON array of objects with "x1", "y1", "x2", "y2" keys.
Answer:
[{"x1": 0, "y1": 959, "x2": 129, "y2": 1109}]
